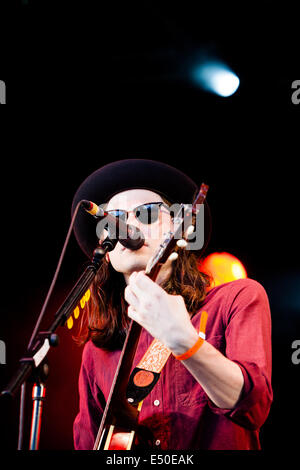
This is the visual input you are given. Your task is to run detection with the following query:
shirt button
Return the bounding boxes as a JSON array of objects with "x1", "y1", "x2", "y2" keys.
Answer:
[
  {"x1": 155, "y1": 440, "x2": 161, "y2": 446},
  {"x1": 154, "y1": 399, "x2": 160, "y2": 406}
]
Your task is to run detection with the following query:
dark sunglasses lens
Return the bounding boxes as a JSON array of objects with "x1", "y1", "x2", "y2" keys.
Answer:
[{"x1": 135, "y1": 204, "x2": 160, "y2": 224}]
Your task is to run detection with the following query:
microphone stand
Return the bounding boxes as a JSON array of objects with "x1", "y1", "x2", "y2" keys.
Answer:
[
  {"x1": 29, "y1": 371, "x2": 47, "y2": 450},
  {"x1": 0, "y1": 238, "x2": 117, "y2": 449}
]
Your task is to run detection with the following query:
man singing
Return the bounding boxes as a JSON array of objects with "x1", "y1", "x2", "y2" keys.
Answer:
[{"x1": 71, "y1": 159, "x2": 272, "y2": 450}]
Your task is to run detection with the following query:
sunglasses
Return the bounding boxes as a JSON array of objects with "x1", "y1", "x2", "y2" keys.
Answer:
[{"x1": 106, "y1": 202, "x2": 171, "y2": 225}]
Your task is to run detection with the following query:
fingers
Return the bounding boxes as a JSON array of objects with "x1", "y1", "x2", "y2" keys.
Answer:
[
  {"x1": 124, "y1": 284, "x2": 139, "y2": 310},
  {"x1": 125, "y1": 271, "x2": 165, "y2": 325},
  {"x1": 128, "y1": 271, "x2": 161, "y2": 297},
  {"x1": 125, "y1": 271, "x2": 158, "y2": 309},
  {"x1": 127, "y1": 305, "x2": 139, "y2": 323}
]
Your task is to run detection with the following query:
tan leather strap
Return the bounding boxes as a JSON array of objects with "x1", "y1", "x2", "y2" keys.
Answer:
[{"x1": 126, "y1": 311, "x2": 208, "y2": 404}]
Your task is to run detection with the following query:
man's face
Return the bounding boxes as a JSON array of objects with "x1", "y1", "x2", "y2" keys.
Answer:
[{"x1": 101, "y1": 189, "x2": 174, "y2": 282}]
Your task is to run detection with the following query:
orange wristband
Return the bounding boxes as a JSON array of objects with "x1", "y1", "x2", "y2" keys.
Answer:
[
  {"x1": 174, "y1": 310, "x2": 208, "y2": 361},
  {"x1": 173, "y1": 336, "x2": 204, "y2": 361}
]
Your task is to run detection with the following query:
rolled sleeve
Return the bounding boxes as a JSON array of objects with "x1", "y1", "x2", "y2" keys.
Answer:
[{"x1": 207, "y1": 279, "x2": 273, "y2": 430}]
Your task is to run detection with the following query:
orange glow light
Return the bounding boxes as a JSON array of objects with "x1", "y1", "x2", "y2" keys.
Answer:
[{"x1": 200, "y1": 252, "x2": 247, "y2": 289}]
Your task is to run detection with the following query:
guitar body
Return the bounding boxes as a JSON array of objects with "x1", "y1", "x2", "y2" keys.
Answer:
[
  {"x1": 95, "y1": 400, "x2": 153, "y2": 450},
  {"x1": 99, "y1": 425, "x2": 136, "y2": 450}
]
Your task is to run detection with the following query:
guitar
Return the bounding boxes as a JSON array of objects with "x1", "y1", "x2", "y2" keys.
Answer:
[{"x1": 93, "y1": 183, "x2": 209, "y2": 450}]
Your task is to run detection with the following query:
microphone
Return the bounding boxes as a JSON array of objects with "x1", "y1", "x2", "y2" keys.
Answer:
[{"x1": 81, "y1": 200, "x2": 145, "y2": 251}]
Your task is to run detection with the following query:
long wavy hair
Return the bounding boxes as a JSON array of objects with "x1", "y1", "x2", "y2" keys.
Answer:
[{"x1": 74, "y1": 249, "x2": 211, "y2": 351}]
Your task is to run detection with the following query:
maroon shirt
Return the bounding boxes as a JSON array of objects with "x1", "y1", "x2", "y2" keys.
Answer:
[{"x1": 73, "y1": 278, "x2": 272, "y2": 450}]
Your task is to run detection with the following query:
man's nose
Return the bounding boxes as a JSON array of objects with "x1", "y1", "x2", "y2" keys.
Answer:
[
  {"x1": 126, "y1": 211, "x2": 139, "y2": 226},
  {"x1": 126, "y1": 212, "x2": 146, "y2": 238}
]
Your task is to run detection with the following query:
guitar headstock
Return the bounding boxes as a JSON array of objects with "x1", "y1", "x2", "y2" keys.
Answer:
[{"x1": 191, "y1": 183, "x2": 209, "y2": 214}]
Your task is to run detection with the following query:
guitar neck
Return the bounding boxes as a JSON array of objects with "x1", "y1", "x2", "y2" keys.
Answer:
[{"x1": 93, "y1": 319, "x2": 142, "y2": 449}]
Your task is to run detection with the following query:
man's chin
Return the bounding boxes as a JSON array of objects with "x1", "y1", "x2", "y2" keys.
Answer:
[{"x1": 122, "y1": 260, "x2": 148, "y2": 276}]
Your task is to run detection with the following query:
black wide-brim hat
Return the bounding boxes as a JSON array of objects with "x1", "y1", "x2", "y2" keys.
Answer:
[{"x1": 71, "y1": 159, "x2": 212, "y2": 259}]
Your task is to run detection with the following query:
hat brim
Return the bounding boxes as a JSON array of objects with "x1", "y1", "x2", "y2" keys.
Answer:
[{"x1": 71, "y1": 159, "x2": 211, "y2": 259}]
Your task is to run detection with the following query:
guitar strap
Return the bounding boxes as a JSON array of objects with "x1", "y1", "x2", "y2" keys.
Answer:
[{"x1": 126, "y1": 310, "x2": 208, "y2": 404}]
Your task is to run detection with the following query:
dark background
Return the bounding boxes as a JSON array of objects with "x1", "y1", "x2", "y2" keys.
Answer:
[{"x1": 0, "y1": 0, "x2": 299, "y2": 454}]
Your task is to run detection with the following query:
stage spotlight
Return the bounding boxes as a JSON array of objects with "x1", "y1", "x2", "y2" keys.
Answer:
[
  {"x1": 192, "y1": 61, "x2": 240, "y2": 97},
  {"x1": 200, "y1": 252, "x2": 247, "y2": 288}
]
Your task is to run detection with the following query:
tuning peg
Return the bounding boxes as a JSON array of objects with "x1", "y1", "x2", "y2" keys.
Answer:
[
  {"x1": 168, "y1": 252, "x2": 179, "y2": 261},
  {"x1": 186, "y1": 225, "x2": 195, "y2": 236},
  {"x1": 176, "y1": 239, "x2": 188, "y2": 248}
]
